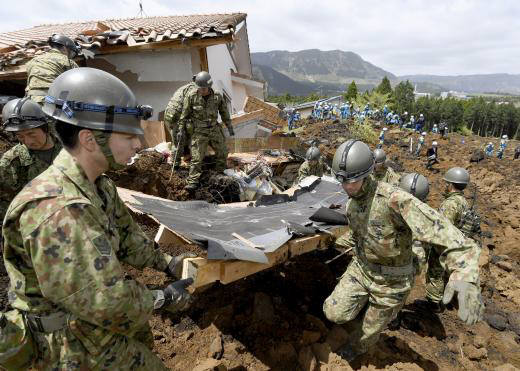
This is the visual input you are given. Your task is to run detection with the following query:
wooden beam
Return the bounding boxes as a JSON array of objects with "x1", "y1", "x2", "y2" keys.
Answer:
[
  {"x1": 98, "y1": 35, "x2": 234, "y2": 55},
  {"x1": 199, "y1": 47, "x2": 208, "y2": 72},
  {"x1": 180, "y1": 225, "x2": 348, "y2": 292}
]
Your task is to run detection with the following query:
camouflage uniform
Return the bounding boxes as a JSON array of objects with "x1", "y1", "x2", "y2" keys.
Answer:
[
  {"x1": 294, "y1": 159, "x2": 328, "y2": 184},
  {"x1": 164, "y1": 82, "x2": 197, "y2": 165},
  {"x1": 373, "y1": 166, "x2": 401, "y2": 186},
  {"x1": 425, "y1": 191, "x2": 470, "y2": 303},
  {"x1": 2, "y1": 150, "x2": 172, "y2": 370},
  {"x1": 25, "y1": 49, "x2": 79, "y2": 105},
  {"x1": 0, "y1": 137, "x2": 62, "y2": 223},
  {"x1": 323, "y1": 177, "x2": 480, "y2": 355},
  {"x1": 179, "y1": 88, "x2": 232, "y2": 187}
]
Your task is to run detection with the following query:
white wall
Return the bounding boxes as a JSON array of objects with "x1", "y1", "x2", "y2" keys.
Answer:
[
  {"x1": 207, "y1": 44, "x2": 237, "y2": 111},
  {"x1": 232, "y1": 81, "x2": 248, "y2": 113}
]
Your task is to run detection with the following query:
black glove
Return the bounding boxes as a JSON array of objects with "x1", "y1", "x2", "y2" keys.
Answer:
[
  {"x1": 154, "y1": 278, "x2": 194, "y2": 311},
  {"x1": 228, "y1": 126, "x2": 235, "y2": 136},
  {"x1": 165, "y1": 253, "x2": 196, "y2": 279}
]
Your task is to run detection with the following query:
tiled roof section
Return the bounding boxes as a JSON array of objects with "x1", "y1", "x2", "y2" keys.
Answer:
[{"x1": 0, "y1": 13, "x2": 246, "y2": 71}]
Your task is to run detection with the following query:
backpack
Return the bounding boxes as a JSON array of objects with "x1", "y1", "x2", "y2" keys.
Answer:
[{"x1": 458, "y1": 207, "x2": 482, "y2": 241}]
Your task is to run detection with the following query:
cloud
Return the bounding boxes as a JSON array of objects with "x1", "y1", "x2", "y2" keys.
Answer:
[{"x1": 1, "y1": 0, "x2": 519, "y2": 75}]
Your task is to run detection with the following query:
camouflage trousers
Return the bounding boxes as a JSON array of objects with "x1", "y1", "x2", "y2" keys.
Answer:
[
  {"x1": 425, "y1": 246, "x2": 448, "y2": 304},
  {"x1": 31, "y1": 322, "x2": 167, "y2": 370},
  {"x1": 187, "y1": 127, "x2": 228, "y2": 186},
  {"x1": 323, "y1": 257, "x2": 412, "y2": 355}
]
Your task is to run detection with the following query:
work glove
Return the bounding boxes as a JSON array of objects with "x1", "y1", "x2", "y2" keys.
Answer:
[
  {"x1": 165, "y1": 252, "x2": 197, "y2": 279},
  {"x1": 227, "y1": 126, "x2": 235, "y2": 136},
  {"x1": 442, "y1": 280, "x2": 484, "y2": 325},
  {"x1": 153, "y1": 278, "x2": 194, "y2": 311}
]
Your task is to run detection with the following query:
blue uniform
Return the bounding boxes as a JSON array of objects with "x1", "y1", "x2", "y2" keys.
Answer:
[
  {"x1": 497, "y1": 140, "x2": 507, "y2": 159},
  {"x1": 485, "y1": 143, "x2": 494, "y2": 157}
]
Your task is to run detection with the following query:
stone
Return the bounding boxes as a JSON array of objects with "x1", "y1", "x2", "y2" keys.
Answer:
[
  {"x1": 208, "y1": 334, "x2": 223, "y2": 359},
  {"x1": 302, "y1": 330, "x2": 322, "y2": 346},
  {"x1": 464, "y1": 345, "x2": 488, "y2": 360},
  {"x1": 269, "y1": 342, "x2": 297, "y2": 364},
  {"x1": 507, "y1": 312, "x2": 520, "y2": 336},
  {"x1": 494, "y1": 363, "x2": 519, "y2": 371},
  {"x1": 496, "y1": 260, "x2": 513, "y2": 272},
  {"x1": 473, "y1": 335, "x2": 487, "y2": 349},
  {"x1": 192, "y1": 358, "x2": 227, "y2": 371},
  {"x1": 325, "y1": 325, "x2": 349, "y2": 352},
  {"x1": 311, "y1": 342, "x2": 332, "y2": 364},
  {"x1": 305, "y1": 314, "x2": 329, "y2": 336},
  {"x1": 253, "y1": 292, "x2": 275, "y2": 324},
  {"x1": 485, "y1": 313, "x2": 508, "y2": 331},
  {"x1": 298, "y1": 346, "x2": 318, "y2": 371}
]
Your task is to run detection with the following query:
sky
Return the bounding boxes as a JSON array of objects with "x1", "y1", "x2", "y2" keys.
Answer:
[{"x1": 1, "y1": 0, "x2": 518, "y2": 76}]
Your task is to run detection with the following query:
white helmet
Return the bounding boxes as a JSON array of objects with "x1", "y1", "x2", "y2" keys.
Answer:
[
  {"x1": 432, "y1": 141, "x2": 438, "y2": 146},
  {"x1": 502, "y1": 134, "x2": 508, "y2": 139},
  {"x1": 420, "y1": 114, "x2": 424, "y2": 117},
  {"x1": 383, "y1": 127, "x2": 388, "y2": 131},
  {"x1": 404, "y1": 111, "x2": 408, "y2": 115},
  {"x1": 421, "y1": 132, "x2": 427, "y2": 136},
  {"x1": 433, "y1": 124, "x2": 437, "y2": 127},
  {"x1": 411, "y1": 115, "x2": 415, "y2": 118},
  {"x1": 488, "y1": 142, "x2": 492, "y2": 145}
]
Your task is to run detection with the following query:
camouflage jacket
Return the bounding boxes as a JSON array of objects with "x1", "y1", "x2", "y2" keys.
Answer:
[
  {"x1": 295, "y1": 160, "x2": 328, "y2": 184},
  {"x1": 439, "y1": 191, "x2": 468, "y2": 226},
  {"x1": 337, "y1": 177, "x2": 479, "y2": 284},
  {"x1": 164, "y1": 82, "x2": 197, "y2": 132},
  {"x1": 374, "y1": 166, "x2": 401, "y2": 186},
  {"x1": 179, "y1": 88, "x2": 232, "y2": 132},
  {"x1": 2, "y1": 150, "x2": 172, "y2": 339},
  {"x1": 25, "y1": 49, "x2": 79, "y2": 101},
  {"x1": 0, "y1": 138, "x2": 62, "y2": 223}
]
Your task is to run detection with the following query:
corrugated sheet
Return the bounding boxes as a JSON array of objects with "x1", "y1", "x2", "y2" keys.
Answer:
[{"x1": 0, "y1": 13, "x2": 246, "y2": 71}]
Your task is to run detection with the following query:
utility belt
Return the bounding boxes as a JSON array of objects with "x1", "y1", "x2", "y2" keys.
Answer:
[
  {"x1": 24, "y1": 311, "x2": 69, "y2": 333},
  {"x1": 193, "y1": 119, "x2": 216, "y2": 129},
  {"x1": 355, "y1": 245, "x2": 414, "y2": 277}
]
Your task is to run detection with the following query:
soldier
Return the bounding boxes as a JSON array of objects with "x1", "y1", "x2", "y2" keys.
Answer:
[
  {"x1": 424, "y1": 167, "x2": 481, "y2": 311},
  {"x1": 0, "y1": 98, "x2": 62, "y2": 224},
  {"x1": 323, "y1": 140, "x2": 483, "y2": 360},
  {"x1": 2, "y1": 67, "x2": 194, "y2": 369},
  {"x1": 25, "y1": 34, "x2": 80, "y2": 106},
  {"x1": 294, "y1": 146, "x2": 329, "y2": 185},
  {"x1": 179, "y1": 71, "x2": 234, "y2": 191},
  {"x1": 373, "y1": 148, "x2": 401, "y2": 185},
  {"x1": 164, "y1": 81, "x2": 198, "y2": 167}
]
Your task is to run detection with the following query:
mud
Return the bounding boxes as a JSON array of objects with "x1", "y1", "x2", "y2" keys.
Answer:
[{"x1": 0, "y1": 123, "x2": 519, "y2": 370}]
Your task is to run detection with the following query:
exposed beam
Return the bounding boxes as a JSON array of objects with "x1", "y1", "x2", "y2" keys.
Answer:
[{"x1": 198, "y1": 47, "x2": 208, "y2": 72}]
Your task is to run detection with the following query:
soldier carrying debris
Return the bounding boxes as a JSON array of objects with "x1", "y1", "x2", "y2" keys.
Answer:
[
  {"x1": 293, "y1": 145, "x2": 329, "y2": 185},
  {"x1": 373, "y1": 148, "x2": 401, "y2": 185},
  {"x1": 1, "y1": 68, "x2": 194, "y2": 369},
  {"x1": 0, "y1": 98, "x2": 61, "y2": 224},
  {"x1": 323, "y1": 140, "x2": 483, "y2": 361},
  {"x1": 25, "y1": 34, "x2": 79, "y2": 106},
  {"x1": 164, "y1": 80, "x2": 198, "y2": 167},
  {"x1": 178, "y1": 71, "x2": 234, "y2": 191}
]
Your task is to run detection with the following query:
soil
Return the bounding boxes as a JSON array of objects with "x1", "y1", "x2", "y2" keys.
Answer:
[{"x1": 1, "y1": 122, "x2": 519, "y2": 370}]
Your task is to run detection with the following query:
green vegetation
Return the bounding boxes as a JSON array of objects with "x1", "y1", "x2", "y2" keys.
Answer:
[
  {"x1": 376, "y1": 76, "x2": 392, "y2": 95},
  {"x1": 344, "y1": 81, "x2": 358, "y2": 101},
  {"x1": 349, "y1": 121, "x2": 378, "y2": 144},
  {"x1": 266, "y1": 93, "x2": 327, "y2": 105}
]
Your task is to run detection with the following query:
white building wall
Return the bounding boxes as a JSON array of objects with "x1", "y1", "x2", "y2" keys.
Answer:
[
  {"x1": 207, "y1": 44, "x2": 237, "y2": 112},
  {"x1": 232, "y1": 81, "x2": 248, "y2": 113}
]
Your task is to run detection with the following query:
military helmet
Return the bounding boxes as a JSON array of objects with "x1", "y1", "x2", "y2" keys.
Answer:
[
  {"x1": 306, "y1": 146, "x2": 321, "y2": 161},
  {"x1": 332, "y1": 140, "x2": 374, "y2": 183},
  {"x1": 373, "y1": 148, "x2": 386, "y2": 164},
  {"x1": 193, "y1": 71, "x2": 213, "y2": 88},
  {"x1": 48, "y1": 34, "x2": 80, "y2": 58},
  {"x1": 400, "y1": 173, "x2": 429, "y2": 201},
  {"x1": 443, "y1": 167, "x2": 470, "y2": 185},
  {"x1": 43, "y1": 67, "x2": 152, "y2": 135},
  {"x1": 2, "y1": 97, "x2": 48, "y2": 132}
]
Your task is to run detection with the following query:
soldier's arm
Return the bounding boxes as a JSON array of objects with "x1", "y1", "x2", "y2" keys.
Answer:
[
  {"x1": 218, "y1": 95, "x2": 233, "y2": 130},
  {"x1": 296, "y1": 162, "x2": 310, "y2": 183},
  {"x1": 26, "y1": 204, "x2": 154, "y2": 335},
  {"x1": 105, "y1": 178, "x2": 172, "y2": 271},
  {"x1": 439, "y1": 198, "x2": 461, "y2": 225},
  {"x1": 178, "y1": 93, "x2": 193, "y2": 132},
  {"x1": 0, "y1": 155, "x2": 23, "y2": 218},
  {"x1": 388, "y1": 191, "x2": 480, "y2": 284}
]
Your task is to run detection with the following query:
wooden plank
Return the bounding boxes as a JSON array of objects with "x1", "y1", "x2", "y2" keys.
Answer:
[
  {"x1": 198, "y1": 47, "x2": 208, "y2": 72},
  {"x1": 140, "y1": 120, "x2": 167, "y2": 148},
  {"x1": 155, "y1": 224, "x2": 194, "y2": 246}
]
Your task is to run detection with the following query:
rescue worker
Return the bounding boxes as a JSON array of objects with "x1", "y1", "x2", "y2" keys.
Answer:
[
  {"x1": 373, "y1": 148, "x2": 400, "y2": 185},
  {"x1": 497, "y1": 135, "x2": 508, "y2": 159},
  {"x1": 294, "y1": 145, "x2": 329, "y2": 185},
  {"x1": 426, "y1": 141, "x2": 439, "y2": 170},
  {"x1": 432, "y1": 124, "x2": 438, "y2": 134},
  {"x1": 439, "y1": 122, "x2": 447, "y2": 137},
  {"x1": 514, "y1": 145, "x2": 520, "y2": 160},
  {"x1": 424, "y1": 167, "x2": 481, "y2": 311},
  {"x1": 484, "y1": 142, "x2": 494, "y2": 157},
  {"x1": 2, "y1": 67, "x2": 194, "y2": 369},
  {"x1": 25, "y1": 34, "x2": 80, "y2": 106},
  {"x1": 377, "y1": 127, "x2": 387, "y2": 149},
  {"x1": 415, "y1": 132, "x2": 426, "y2": 157},
  {"x1": 178, "y1": 71, "x2": 234, "y2": 191},
  {"x1": 0, "y1": 98, "x2": 62, "y2": 223},
  {"x1": 163, "y1": 80, "x2": 198, "y2": 167},
  {"x1": 324, "y1": 140, "x2": 483, "y2": 360},
  {"x1": 415, "y1": 113, "x2": 425, "y2": 132}
]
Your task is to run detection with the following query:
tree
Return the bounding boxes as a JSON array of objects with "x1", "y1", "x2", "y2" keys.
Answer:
[
  {"x1": 344, "y1": 81, "x2": 358, "y2": 101},
  {"x1": 393, "y1": 80, "x2": 414, "y2": 115},
  {"x1": 376, "y1": 76, "x2": 392, "y2": 95}
]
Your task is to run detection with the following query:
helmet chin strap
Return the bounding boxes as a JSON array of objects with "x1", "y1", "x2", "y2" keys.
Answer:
[{"x1": 91, "y1": 130, "x2": 126, "y2": 171}]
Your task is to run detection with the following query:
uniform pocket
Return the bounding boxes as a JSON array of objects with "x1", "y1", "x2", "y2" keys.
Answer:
[
  {"x1": 365, "y1": 222, "x2": 399, "y2": 258},
  {"x1": 68, "y1": 318, "x2": 114, "y2": 356}
]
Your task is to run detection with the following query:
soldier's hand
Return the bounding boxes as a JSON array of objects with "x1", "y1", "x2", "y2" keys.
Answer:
[
  {"x1": 228, "y1": 126, "x2": 235, "y2": 136},
  {"x1": 162, "y1": 278, "x2": 194, "y2": 312},
  {"x1": 442, "y1": 280, "x2": 484, "y2": 325},
  {"x1": 176, "y1": 131, "x2": 183, "y2": 144},
  {"x1": 165, "y1": 252, "x2": 197, "y2": 279}
]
